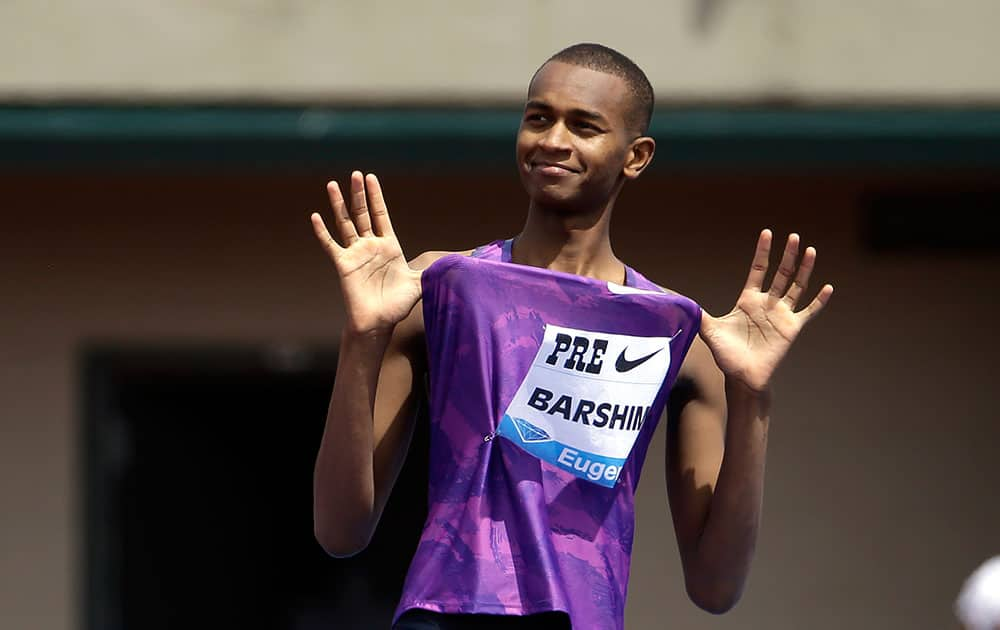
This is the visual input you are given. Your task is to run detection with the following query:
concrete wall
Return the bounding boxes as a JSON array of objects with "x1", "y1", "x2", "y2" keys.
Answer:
[
  {"x1": 2, "y1": 166, "x2": 998, "y2": 629},
  {"x1": 2, "y1": 0, "x2": 1000, "y2": 103}
]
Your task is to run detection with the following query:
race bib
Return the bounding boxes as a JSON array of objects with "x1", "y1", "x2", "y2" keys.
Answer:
[{"x1": 498, "y1": 323, "x2": 679, "y2": 488}]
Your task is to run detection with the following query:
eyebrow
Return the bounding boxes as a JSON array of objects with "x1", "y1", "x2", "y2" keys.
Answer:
[{"x1": 525, "y1": 100, "x2": 609, "y2": 125}]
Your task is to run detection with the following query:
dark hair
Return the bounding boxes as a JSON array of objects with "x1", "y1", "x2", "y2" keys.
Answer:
[{"x1": 541, "y1": 43, "x2": 654, "y2": 136}]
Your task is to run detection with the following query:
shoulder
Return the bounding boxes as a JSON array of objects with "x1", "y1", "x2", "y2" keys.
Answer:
[
  {"x1": 637, "y1": 275, "x2": 720, "y2": 396},
  {"x1": 638, "y1": 274, "x2": 683, "y2": 298},
  {"x1": 626, "y1": 264, "x2": 686, "y2": 299},
  {"x1": 395, "y1": 249, "x2": 476, "y2": 346},
  {"x1": 408, "y1": 249, "x2": 475, "y2": 271}
]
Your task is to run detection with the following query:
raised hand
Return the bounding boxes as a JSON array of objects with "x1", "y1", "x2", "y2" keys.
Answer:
[
  {"x1": 310, "y1": 171, "x2": 422, "y2": 336},
  {"x1": 699, "y1": 230, "x2": 834, "y2": 392}
]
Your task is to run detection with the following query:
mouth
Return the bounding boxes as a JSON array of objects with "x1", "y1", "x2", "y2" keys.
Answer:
[{"x1": 530, "y1": 160, "x2": 579, "y2": 176}]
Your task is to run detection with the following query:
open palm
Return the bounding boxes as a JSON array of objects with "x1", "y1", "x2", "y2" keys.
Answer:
[
  {"x1": 310, "y1": 172, "x2": 422, "y2": 335},
  {"x1": 699, "y1": 230, "x2": 834, "y2": 392}
]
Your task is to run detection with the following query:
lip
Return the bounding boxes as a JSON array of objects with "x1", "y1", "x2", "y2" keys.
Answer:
[{"x1": 530, "y1": 161, "x2": 579, "y2": 176}]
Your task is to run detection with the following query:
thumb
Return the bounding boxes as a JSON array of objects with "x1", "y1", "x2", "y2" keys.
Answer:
[
  {"x1": 699, "y1": 308, "x2": 716, "y2": 337},
  {"x1": 407, "y1": 265, "x2": 425, "y2": 288}
]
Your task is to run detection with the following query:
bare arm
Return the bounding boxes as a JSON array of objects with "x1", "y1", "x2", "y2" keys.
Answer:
[
  {"x1": 666, "y1": 342, "x2": 769, "y2": 614},
  {"x1": 308, "y1": 170, "x2": 444, "y2": 557},
  {"x1": 666, "y1": 230, "x2": 833, "y2": 612},
  {"x1": 312, "y1": 303, "x2": 425, "y2": 557}
]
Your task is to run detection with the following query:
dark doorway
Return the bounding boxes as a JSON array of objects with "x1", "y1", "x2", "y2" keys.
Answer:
[{"x1": 82, "y1": 345, "x2": 429, "y2": 630}]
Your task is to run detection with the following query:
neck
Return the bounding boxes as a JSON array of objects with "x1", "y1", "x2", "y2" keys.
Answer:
[{"x1": 512, "y1": 198, "x2": 624, "y2": 284}]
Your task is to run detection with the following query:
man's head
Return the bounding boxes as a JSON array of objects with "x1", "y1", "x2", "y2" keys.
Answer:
[
  {"x1": 516, "y1": 43, "x2": 656, "y2": 212},
  {"x1": 543, "y1": 43, "x2": 654, "y2": 137}
]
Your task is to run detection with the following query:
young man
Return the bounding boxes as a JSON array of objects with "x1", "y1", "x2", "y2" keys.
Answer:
[{"x1": 310, "y1": 44, "x2": 833, "y2": 629}]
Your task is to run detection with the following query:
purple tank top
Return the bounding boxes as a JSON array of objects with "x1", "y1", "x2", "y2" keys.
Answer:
[{"x1": 393, "y1": 239, "x2": 701, "y2": 629}]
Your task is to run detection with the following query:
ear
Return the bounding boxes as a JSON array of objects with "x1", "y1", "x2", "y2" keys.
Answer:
[{"x1": 623, "y1": 136, "x2": 655, "y2": 179}]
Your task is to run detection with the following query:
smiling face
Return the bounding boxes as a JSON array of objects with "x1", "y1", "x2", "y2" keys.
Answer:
[{"x1": 516, "y1": 61, "x2": 645, "y2": 212}]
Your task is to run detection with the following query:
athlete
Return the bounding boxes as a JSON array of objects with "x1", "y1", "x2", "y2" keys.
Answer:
[{"x1": 310, "y1": 44, "x2": 833, "y2": 629}]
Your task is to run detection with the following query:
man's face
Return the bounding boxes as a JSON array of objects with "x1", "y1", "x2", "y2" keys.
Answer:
[{"x1": 516, "y1": 61, "x2": 635, "y2": 210}]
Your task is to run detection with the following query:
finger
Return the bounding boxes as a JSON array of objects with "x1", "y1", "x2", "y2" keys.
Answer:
[
  {"x1": 365, "y1": 173, "x2": 395, "y2": 238},
  {"x1": 783, "y1": 246, "x2": 816, "y2": 308},
  {"x1": 768, "y1": 233, "x2": 800, "y2": 298},
  {"x1": 310, "y1": 212, "x2": 344, "y2": 260},
  {"x1": 326, "y1": 180, "x2": 358, "y2": 246},
  {"x1": 743, "y1": 229, "x2": 773, "y2": 292},
  {"x1": 349, "y1": 170, "x2": 374, "y2": 237},
  {"x1": 799, "y1": 284, "x2": 834, "y2": 322}
]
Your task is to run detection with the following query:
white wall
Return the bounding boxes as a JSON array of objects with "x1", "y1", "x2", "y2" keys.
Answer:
[{"x1": 2, "y1": 0, "x2": 999, "y2": 103}]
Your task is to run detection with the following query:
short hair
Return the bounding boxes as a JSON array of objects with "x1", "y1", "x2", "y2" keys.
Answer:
[{"x1": 540, "y1": 43, "x2": 655, "y2": 136}]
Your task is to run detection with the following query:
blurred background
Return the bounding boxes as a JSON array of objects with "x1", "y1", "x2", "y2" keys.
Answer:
[{"x1": 2, "y1": 1, "x2": 999, "y2": 629}]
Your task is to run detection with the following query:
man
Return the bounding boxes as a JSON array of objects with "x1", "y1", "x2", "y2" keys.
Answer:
[{"x1": 310, "y1": 43, "x2": 833, "y2": 629}]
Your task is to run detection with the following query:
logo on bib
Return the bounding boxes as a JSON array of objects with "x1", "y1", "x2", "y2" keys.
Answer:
[
  {"x1": 614, "y1": 347, "x2": 663, "y2": 372},
  {"x1": 509, "y1": 417, "x2": 551, "y2": 443},
  {"x1": 497, "y1": 323, "x2": 680, "y2": 487}
]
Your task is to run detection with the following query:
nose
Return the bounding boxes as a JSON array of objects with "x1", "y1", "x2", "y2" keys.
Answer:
[{"x1": 538, "y1": 120, "x2": 571, "y2": 152}]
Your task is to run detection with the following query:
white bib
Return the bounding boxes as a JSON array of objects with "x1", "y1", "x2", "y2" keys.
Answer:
[{"x1": 498, "y1": 322, "x2": 680, "y2": 487}]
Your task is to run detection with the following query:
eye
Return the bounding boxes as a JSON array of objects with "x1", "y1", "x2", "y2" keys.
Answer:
[{"x1": 525, "y1": 113, "x2": 549, "y2": 124}]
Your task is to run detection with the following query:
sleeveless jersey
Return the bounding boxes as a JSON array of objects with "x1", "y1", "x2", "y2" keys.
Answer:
[{"x1": 393, "y1": 239, "x2": 702, "y2": 630}]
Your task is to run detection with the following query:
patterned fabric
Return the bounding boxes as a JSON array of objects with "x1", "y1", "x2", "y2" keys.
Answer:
[
  {"x1": 394, "y1": 608, "x2": 571, "y2": 629},
  {"x1": 393, "y1": 240, "x2": 701, "y2": 630}
]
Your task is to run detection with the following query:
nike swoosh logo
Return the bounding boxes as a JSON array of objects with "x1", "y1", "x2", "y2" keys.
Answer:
[{"x1": 615, "y1": 347, "x2": 664, "y2": 372}]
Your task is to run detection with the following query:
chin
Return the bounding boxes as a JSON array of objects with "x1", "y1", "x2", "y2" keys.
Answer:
[
  {"x1": 527, "y1": 185, "x2": 580, "y2": 209},
  {"x1": 519, "y1": 175, "x2": 572, "y2": 205},
  {"x1": 536, "y1": 195, "x2": 599, "y2": 217}
]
